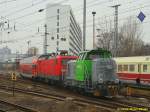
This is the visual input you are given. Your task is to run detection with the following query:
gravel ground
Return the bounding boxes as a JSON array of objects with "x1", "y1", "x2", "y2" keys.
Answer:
[
  {"x1": 0, "y1": 89, "x2": 111, "y2": 112},
  {"x1": 0, "y1": 73, "x2": 150, "y2": 112}
]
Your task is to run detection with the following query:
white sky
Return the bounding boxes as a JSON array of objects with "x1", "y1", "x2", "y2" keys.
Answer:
[{"x1": 0, "y1": 0, "x2": 149, "y2": 54}]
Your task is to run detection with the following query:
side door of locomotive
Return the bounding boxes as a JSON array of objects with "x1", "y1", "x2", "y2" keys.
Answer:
[
  {"x1": 32, "y1": 63, "x2": 37, "y2": 77},
  {"x1": 37, "y1": 56, "x2": 45, "y2": 76},
  {"x1": 50, "y1": 57, "x2": 56, "y2": 76}
]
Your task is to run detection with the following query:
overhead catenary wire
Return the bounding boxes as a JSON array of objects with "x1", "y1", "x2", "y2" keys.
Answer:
[
  {"x1": 2, "y1": 17, "x2": 150, "y2": 45},
  {"x1": 0, "y1": 0, "x2": 111, "y2": 18},
  {"x1": 7, "y1": 0, "x2": 109, "y2": 22},
  {"x1": 9, "y1": 0, "x2": 150, "y2": 31},
  {"x1": 1, "y1": 0, "x2": 137, "y2": 22},
  {"x1": 0, "y1": 0, "x2": 149, "y2": 51},
  {"x1": 0, "y1": 0, "x2": 71, "y2": 31},
  {"x1": 0, "y1": 0, "x2": 70, "y2": 33},
  {"x1": 0, "y1": 0, "x2": 17, "y2": 5},
  {"x1": 4, "y1": 0, "x2": 52, "y2": 17},
  {"x1": 1, "y1": 0, "x2": 148, "y2": 27},
  {"x1": 8, "y1": 0, "x2": 140, "y2": 21},
  {"x1": 16, "y1": 3, "x2": 150, "y2": 34},
  {"x1": 0, "y1": 0, "x2": 42, "y2": 15},
  {"x1": 1, "y1": 0, "x2": 147, "y2": 33}
]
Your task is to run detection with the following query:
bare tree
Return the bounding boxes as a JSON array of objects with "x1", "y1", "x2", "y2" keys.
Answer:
[
  {"x1": 140, "y1": 43, "x2": 150, "y2": 55},
  {"x1": 96, "y1": 17, "x2": 114, "y2": 51},
  {"x1": 118, "y1": 17, "x2": 143, "y2": 56},
  {"x1": 96, "y1": 16, "x2": 144, "y2": 57}
]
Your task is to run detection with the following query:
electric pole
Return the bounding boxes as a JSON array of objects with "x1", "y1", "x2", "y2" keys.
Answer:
[
  {"x1": 92, "y1": 11, "x2": 96, "y2": 49},
  {"x1": 83, "y1": 0, "x2": 86, "y2": 50},
  {"x1": 111, "y1": 4, "x2": 121, "y2": 57},
  {"x1": 44, "y1": 24, "x2": 48, "y2": 54},
  {"x1": 27, "y1": 40, "x2": 31, "y2": 57}
]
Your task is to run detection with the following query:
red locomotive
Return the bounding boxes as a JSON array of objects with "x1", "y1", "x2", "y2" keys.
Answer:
[{"x1": 19, "y1": 52, "x2": 77, "y2": 83}]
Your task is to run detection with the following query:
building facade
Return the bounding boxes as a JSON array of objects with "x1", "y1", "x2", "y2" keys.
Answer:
[{"x1": 46, "y1": 4, "x2": 82, "y2": 55}]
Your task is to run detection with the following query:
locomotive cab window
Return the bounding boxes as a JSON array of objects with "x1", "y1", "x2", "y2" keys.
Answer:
[
  {"x1": 39, "y1": 55, "x2": 48, "y2": 60},
  {"x1": 62, "y1": 59, "x2": 69, "y2": 65},
  {"x1": 32, "y1": 64, "x2": 36, "y2": 68},
  {"x1": 89, "y1": 54, "x2": 100, "y2": 60},
  {"x1": 143, "y1": 65, "x2": 147, "y2": 72},
  {"x1": 38, "y1": 57, "x2": 46, "y2": 60},
  {"x1": 86, "y1": 52, "x2": 100, "y2": 60}
]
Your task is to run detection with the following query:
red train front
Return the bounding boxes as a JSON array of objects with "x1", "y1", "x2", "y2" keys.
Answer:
[
  {"x1": 19, "y1": 53, "x2": 77, "y2": 83},
  {"x1": 20, "y1": 56, "x2": 38, "y2": 78}
]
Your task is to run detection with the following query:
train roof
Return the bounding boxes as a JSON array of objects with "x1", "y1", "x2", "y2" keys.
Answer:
[
  {"x1": 20, "y1": 56, "x2": 39, "y2": 64},
  {"x1": 39, "y1": 54, "x2": 77, "y2": 58},
  {"x1": 79, "y1": 48, "x2": 111, "y2": 54},
  {"x1": 114, "y1": 56, "x2": 150, "y2": 63}
]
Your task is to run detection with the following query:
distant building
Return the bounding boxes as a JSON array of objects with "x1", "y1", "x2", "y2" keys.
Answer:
[
  {"x1": 28, "y1": 47, "x2": 38, "y2": 56},
  {"x1": 46, "y1": 4, "x2": 82, "y2": 55},
  {"x1": 0, "y1": 46, "x2": 11, "y2": 55},
  {"x1": 0, "y1": 47, "x2": 25, "y2": 62}
]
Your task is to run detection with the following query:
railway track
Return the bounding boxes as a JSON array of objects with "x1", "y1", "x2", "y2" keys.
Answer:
[
  {"x1": 0, "y1": 85, "x2": 149, "y2": 112},
  {"x1": 0, "y1": 85, "x2": 113, "y2": 111},
  {"x1": 133, "y1": 94, "x2": 150, "y2": 100},
  {"x1": 6, "y1": 77, "x2": 150, "y2": 108},
  {"x1": 0, "y1": 72, "x2": 150, "y2": 112},
  {"x1": 0, "y1": 99, "x2": 38, "y2": 112}
]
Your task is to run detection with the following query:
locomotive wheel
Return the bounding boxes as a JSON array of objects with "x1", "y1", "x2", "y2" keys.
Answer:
[
  {"x1": 78, "y1": 88, "x2": 85, "y2": 95},
  {"x1": 31, "y1": 76, "x2": 35, "y2": 81},
  {"x1": 48, "y1": 80, "x2": 54, "y2": 85}
]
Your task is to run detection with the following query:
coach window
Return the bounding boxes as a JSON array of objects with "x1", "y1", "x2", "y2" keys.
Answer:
[
  {"x1": 118, "y1": 65, "x2": 122, "y2": 72},
  {"x1": 124, "y1": 65, "x2": 128, "y2": 71},
  {"x1": 143, "y1": 65, "x2": 147, "y2": 72},
  {"x1": 129, "y1": 65, "x2": 135, "y2": 72}
]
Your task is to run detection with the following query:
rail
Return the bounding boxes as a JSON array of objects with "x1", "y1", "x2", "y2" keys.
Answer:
[
  {"x1": 0, "y1": 85, "x2": 149, "y2": 112},
  {"x1": 0, "y1": 99, "x2": 39, "y2": 112}
]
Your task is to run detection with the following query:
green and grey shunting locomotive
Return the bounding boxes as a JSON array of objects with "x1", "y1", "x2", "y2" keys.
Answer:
[{"x1": 65, "y1": 48, "x2": 119, "y2": 96}]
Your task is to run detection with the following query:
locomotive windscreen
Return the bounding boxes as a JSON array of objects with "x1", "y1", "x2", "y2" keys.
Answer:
[
  {"x1": 62, "y1": 59, "x2": 74, "y2": 65},
  {"x1": 62, "y1": 59, "x2": 68, "y2": 65}
]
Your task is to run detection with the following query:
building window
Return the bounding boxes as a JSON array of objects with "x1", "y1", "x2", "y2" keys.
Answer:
[
  {"x1": 129, "y1": 65, "x2": 135, "y2": 72},
  {"x1": 57, "y1": 47, "x2": 59, "y2": 51},
  {"x1": 57, "y1": 41, "x2": 59, "y2": 45},
  {"x1": 61, "y1": 38, "x2": 63, "y2": 41},
  {"x1": 51, "y1": 37, "x2": 54, "y2": 40},
  {"x1": 57, "y1": 22, "x2": 59, "y2": 26},
  {"x1": 57, "y1": 28, "x2": 59, "y2": 33},
  {"x1": 57, "y1": 9, "x2": 59, "y2": 13},
  {"x1": 57, "y1": 34, "x2": 59, "y2": 39},
  {"x1": 143, "y1": 65, "x2": 147, "y2": 72},
  {"x1": 57, "y1": 15, "x2": 59, "y2": 20},
  {"x1": 61, "y1": 38, "x2": 66, "y2": 41},
  {"x1": 118, "y1": 65, "x2": 122, "y2": 72},
  {"x1": 123, "y1": 65, "x2": 128, "y2": 71}
]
